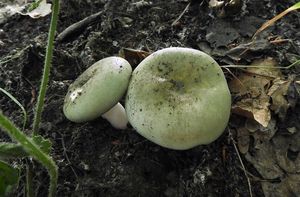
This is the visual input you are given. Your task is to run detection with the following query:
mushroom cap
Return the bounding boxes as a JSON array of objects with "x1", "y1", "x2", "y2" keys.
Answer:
[
  {"x1": 63, "y1": 57, "x2": 132, "y2": 123},
  {"x1": 125, "y1": 47, "x2": 231, "y2": 150}
]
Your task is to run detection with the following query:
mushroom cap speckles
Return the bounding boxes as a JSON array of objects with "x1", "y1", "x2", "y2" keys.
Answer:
[
  {"x1": 63, "y1": 57, "x2": 132, "y2": 123},
  {"x1": 125, "y1": 47, "x2": 231, "y2": 150}
]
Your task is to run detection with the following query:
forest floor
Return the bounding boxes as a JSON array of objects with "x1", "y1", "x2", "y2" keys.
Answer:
[{"x1": 1, "y1": 0, "x2": 300, "y2": 196}]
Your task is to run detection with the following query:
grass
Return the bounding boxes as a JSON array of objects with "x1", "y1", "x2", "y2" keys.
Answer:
[{"x1": 0, "y1": 0, "x2": 60, "y2": 196}]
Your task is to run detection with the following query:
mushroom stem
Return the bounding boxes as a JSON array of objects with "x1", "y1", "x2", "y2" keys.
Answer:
[{"x1": 101, "y1": 102, "x2": 128, "y2": 129}]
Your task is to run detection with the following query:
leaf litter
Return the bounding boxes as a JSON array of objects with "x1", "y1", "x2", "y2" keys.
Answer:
[
  {"x1": 229, "y1": 56, "x2": 300, "y2": 196},
  {"x1": 229, "y1": 57, "x2": 282, "y2": 127}
]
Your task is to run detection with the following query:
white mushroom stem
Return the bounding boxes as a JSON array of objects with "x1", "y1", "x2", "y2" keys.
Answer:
[{"x1": 101, "y1": 102, "x2": 128, "y2": 130}]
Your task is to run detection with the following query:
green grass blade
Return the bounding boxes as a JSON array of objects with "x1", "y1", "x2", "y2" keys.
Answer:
[
  {"x1": 0, "y1": 113, "x2": 58, "y2": 197},
  {"x1": 0, "y1": 88, "x2": 27, "y2": 130},
  {"x1": 290, "y1": 2, "x2": 300, "y2": 9},
  {"x1": 0, "y1": 143, "x2": 28, "y2": 159},
  {"x1": 253, "y1": 2, "x2": 300, "y2": 37}
]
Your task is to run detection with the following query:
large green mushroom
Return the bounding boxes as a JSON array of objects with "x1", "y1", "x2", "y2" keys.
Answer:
[{"x1": 125, "y1": 47, "x2": 231, "y2": 150}]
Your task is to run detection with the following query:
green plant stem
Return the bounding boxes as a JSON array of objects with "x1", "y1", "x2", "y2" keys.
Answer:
[
  {"x1": 0, "y1": 113, "x2": 58, "y2": 197},
  {"x1": 33, "y1": 0, "x2": 60, "y2": 135},
  {"x1": 26, "y1": 163, "x2": 34, "y2": 197}
]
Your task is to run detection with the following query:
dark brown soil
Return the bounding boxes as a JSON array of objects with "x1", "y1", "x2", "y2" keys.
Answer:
[{"x1": 1, "y1": 0, "x2": 300, "y2": 196}]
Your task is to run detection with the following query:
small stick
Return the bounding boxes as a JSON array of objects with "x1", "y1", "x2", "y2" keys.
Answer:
[
  {"x1": 223, "y1": 67, "x2": 245, "y2": 87},
  {"x1": 59, "y1": 132, "x2": 78, "y2": 179},
  {"x1": 220, "y1": 59, "x2": 300, "y2": 69},
  {"x1": 229, "y1": 129, "x2": 253, "y2": 197},
  {"x1": 171, "y1": 2, "x2": 191, "y2": 26},
  {"x1": 270, "y1": 38, "x2": 290, "y2": 44},
  {"x1": 57, "y1": 10, "x2": 104, "y2": 42}
]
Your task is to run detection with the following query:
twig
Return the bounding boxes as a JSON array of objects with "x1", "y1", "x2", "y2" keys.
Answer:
[
  {"x1": 57, "y1": 10, "x2": 104, "y2": 42},
  {"x1": 229, "y1": 129, "x2": 253, "y2": 197},
  {"x1": 221, "y1": 59, "x2": 300, "y2": 69},
  {"x1": 171, "y1": 2, "x2": 191, "y2": 26},
  {"x1": 237, "y1": 166, "x2": 263, "y2": 182},
  {"x1": 269, "y1": 38, "x2": 290, "y2": 44},
  {"x1": 222, "y1": 67, "x2": 245, "y2": 87},
  {"x1": 59, "y1": 132, "x2": 78, "y2": 179}
]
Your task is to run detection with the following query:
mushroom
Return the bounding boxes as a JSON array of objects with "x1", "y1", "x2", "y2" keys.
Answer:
[
  {"x1": 101, "y1": 102, "x2": 128, "y2": 129},
  {"x1": 125, "y1": 47, "x2": 231, "y2": 150},
  {"x1": 63, "y1": 57, "x2": 132, "y2": 129}
]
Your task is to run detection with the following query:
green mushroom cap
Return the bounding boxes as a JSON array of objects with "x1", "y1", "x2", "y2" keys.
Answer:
[
  {"x1": 125, "y1": 47, "x2": 231, "y2": 150},
  {"x1": 63, "y1": 57, "x2": 132, "y2": 123}
]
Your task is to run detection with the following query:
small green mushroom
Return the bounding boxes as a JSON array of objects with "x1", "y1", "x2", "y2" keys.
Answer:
[
  {"x1": 63, "y1": 57, "x2": 132, "y2": 129},
  {"x1": 125, "y1": 47, "x2": 231, "y2": 150}
]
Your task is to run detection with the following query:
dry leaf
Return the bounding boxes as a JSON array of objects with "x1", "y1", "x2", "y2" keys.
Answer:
[
  {"x1": 26, "y1": 0, "x2": 51, "y2": 18},
  {"x1": 229, "y1": 72, "x2": 270, "y2": 96},
  {"x1": 229, "y1": 58, "x2": 283, "y2": 127},
  {"x1": 237, "y1": 127, "x2": 250, "y2": 154},
  {"x1": 245, "y1": 118, "x2": 260, "y2": 132},
  {"x1": 251, "y1": 119, "x2": 277, "y2": 148},
  {"x1": 245, "y1": 129, "x2": 300, "y2": 197},
  {"x1": 246, "y1": 58, "x2": 283, "y2": 78},
  {"x1": 246, "y1": 131, "x2": 300, "y2": 178},
  {"x1": 268, "y1": 78, "x2": 292, "y2": 120},
  {"x1": 230, "y1": 58, "x2": 282, "y2": 95},
  {"x1": 232, "y1": 95, "x2": 271, "y2": 127},
  {"x1": 5, "y1": 0, "x2": 51, "y2": 19},
  {"x1": 119, "y1": 48, "x2": 150, "y2": 67},
  {"x1": 261, "y1": 174, "x2": 300, "y2": 197},
  {"x1": 245, "y1": 139, "x2": 284, "y2": 179}
]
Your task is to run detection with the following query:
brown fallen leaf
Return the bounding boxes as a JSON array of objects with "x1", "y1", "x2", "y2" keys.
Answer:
[
  {"x1": 119, "y1": 48, "x2": 151, "y2": 68},
  {"x1": 232, "y1": 95, "x2": 271, "y2": 127},
  {"x1": 268, "y1": 77, "x2": 293, "y2": 120},
  {"x1": 251, "y1": 119, "x2": 277, "y2": 149},
  {"x1": 245, "y1": 139, "x2": 284, "y2": 180},
  {"x1": 246, "y1": 132, "x2": 300, "y2": 196},
  {"x1": 229, "y1": 71, "x2": 270, "y2": 97},
  {"x1": 261, "y1": 174, "x2": 300, "y2": 197},
  {"x1": 229, "y1": 58, "x2": 288, "y2": 127},
  {"x1": 230, "y1": 58, "x2": 282, "y2": 94},
  {"x1": 237, "y1": 127, "x2": 250, "y2": 154},
  {"x1": 246, "y1": 58, "x2": 283, "y2": 78}
]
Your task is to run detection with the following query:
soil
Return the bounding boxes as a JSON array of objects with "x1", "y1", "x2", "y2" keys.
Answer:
[{"x1": 1, "y1": 0, "x2": 300, "y2": 196}]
